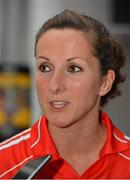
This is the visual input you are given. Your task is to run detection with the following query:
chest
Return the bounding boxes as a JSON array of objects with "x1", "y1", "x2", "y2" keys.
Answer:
[{"x1": 34, "y1": 153, "x2": 130, "y2": 179}]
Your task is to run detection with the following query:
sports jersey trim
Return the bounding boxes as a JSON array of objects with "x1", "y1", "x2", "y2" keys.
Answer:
[
  {"x1": 113, "y1": 132, "x2": 128, "y2": 144},
  {"x1": 31, "y1": 116, "x2": 42, "y2": 148},
  {"x1": 118, "y1": 152, "x2": 130, "y2": 160},
  {"x1": 0, "y1": 128, "x2": 31, "y2": 147},
  {"x1": 0, "y1": 133, "x2": 30, "y2": 151},
  {"x1": 0, "y1": 155, "x2": 33, "y2": 178},
  {"x1": 124, "y1": 135, "x2": 130, "y2": 141}
]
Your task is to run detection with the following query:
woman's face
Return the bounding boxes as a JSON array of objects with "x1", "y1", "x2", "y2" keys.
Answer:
[{"x1": 35, "y1": 29, "x2": 105, "y2": 128}]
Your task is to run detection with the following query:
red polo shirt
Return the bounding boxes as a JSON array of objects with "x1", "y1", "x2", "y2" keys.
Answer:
[{"x1": 0, "y1": 111, "x2": 130, "y2": 179}]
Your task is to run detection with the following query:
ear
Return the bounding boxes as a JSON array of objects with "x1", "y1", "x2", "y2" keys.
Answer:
[{"x1": 99, "y1": 70, "x2": 115, "y2": 96}]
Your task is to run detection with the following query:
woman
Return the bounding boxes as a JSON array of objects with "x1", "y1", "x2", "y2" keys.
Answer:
[{"x1": 0, "y1": 10, "x2": 130, "y2": 179}]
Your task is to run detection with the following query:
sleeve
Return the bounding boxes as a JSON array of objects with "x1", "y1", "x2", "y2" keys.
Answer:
[{"x1": 0, "y1": 128, "x2": 32, "y2": 179}]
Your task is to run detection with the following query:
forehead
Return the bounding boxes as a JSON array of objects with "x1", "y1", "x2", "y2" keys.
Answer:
[
  {"x1": 37, "y1": 29, "x2": 86, "y2": 42},
  {"x1": 36, "y1": 29, "x2": 96, "y2": 54},
  {"x1": 36, "y1": 29, "x2": 100, "y2": 70}
]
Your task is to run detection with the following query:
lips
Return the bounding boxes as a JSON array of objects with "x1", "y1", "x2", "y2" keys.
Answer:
[{"x1": 49, "y1": 101, "x2": 69, "y2": 110}]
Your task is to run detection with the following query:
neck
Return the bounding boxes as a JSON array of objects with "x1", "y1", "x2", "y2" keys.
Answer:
[{"x1": 48, "y1": 110, "x2": 106, "y2": 157}]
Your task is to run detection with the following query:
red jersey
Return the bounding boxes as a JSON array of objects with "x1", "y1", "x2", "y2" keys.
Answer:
[{"x1": 0, "y1": 111, "x2": 130, "y2": 179}]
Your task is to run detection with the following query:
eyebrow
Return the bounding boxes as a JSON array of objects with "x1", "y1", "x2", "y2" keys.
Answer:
[
  {"x1": 37, "y1": 56, "x2": 86, "y2": 62},
  {"x1": 67, "y1": 57, "x2": 85, "y2": 62},
  {"x1": 37, "y1": 56, "x2": 50, "y2": 61}
]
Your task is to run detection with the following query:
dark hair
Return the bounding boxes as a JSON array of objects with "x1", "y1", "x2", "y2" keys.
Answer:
[{"x1": 35, "y1": 10, "x2": 126, "y2": 107}]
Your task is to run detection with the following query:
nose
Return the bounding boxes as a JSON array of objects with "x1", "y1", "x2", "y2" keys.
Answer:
[{"x1": 48, "y1": 71, "x2": 65, "y2": 94}]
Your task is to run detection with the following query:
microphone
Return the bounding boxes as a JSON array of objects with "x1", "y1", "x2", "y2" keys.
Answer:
[
  {"x1": 13, "y1": 154, "x2": 52, "y2": 179},
  {"x1": 27, "y1": 154, "x2": 51, "y2": 179}
]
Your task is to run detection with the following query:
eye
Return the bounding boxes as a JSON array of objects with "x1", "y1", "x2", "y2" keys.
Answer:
[
  {"x1": 67, "y1": 65, "x2": 83, "y2": 73},
  {"x1": 38, "y1": 64, "x2": 52, "y2": 72}
]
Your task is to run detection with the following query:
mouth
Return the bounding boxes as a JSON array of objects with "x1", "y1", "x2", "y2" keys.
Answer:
[{"x1": 49, "y1": 100, "x2": 69, "y2": 111}]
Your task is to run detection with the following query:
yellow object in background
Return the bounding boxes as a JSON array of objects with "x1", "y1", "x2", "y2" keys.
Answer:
[{"x1": 0, "y1": 64, "x2": 31, "y2": 141}]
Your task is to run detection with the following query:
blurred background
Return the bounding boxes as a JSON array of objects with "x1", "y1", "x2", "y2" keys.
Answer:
[{"x1": 0, "y1": 0, "x2": 130, "y2": 141}]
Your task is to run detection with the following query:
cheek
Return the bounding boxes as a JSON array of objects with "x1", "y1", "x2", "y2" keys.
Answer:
[
  {"x1": 35, "y1": 76, "x2": 41, "y2": 92},
  {"x1": 73, "y1": 79, "x2": 100, "y2": 101},
  {"x1": 74, "y1": 83, "x2": 100, "y2": 113},
  {"x1": 35, "y1": 76, "x2": 48, "y2": 111},
  {"x1": 35, "y1": 75, "x2": 47, "y2": 97},
  {"x1": 68, "y1": 81, "x2": 89, "y2": 106}
]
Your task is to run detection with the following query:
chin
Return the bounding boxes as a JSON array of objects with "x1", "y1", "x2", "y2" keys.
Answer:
[{"x1": 46, "y1": 114, "x2": 74, "y2": 129}]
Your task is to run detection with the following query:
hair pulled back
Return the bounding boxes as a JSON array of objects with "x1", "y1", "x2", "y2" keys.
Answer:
[{"x1": 35, "y1": 10, "x2": 126, "y2": 107}]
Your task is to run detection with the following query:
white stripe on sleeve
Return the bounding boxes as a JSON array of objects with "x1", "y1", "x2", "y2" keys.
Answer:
[{"x1": 0, "y1": 133, "x2": 30, "y2": 151}]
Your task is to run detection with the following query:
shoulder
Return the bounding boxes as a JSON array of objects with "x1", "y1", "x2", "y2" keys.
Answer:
[
  {"x1": 117, "y1": 134, "x2": 130, "y2": 162},
  {"x1": 0, "y1": 128, "x2": 32, "y2": 178},
  {"x1": 101, "y1": 111, "x2": 130, "y2": 159},
  {"x1": 0, "y1": 127, "x2": 31, "y2": 155},
  {"x1": 111, "y1": 121, "x2": 130, "y2": 163},
  {"x1": 0, "y1": 116, "x2": 46, "y2": 179}
]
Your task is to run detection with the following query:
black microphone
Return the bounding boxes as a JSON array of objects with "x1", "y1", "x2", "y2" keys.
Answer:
[{"x1": 13, "y1": 154, "x2": 52, "y2": 179}]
